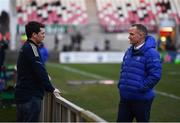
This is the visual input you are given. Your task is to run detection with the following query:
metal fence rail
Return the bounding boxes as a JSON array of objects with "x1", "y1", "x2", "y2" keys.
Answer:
[{"x1": 40, "y1": 92, "x2": 106, "y2": 122}]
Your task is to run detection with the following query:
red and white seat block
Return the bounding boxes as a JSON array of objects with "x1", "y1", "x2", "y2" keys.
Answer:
[{"x1": 16, "y1": 0, "x2": 88, "y2": 25}]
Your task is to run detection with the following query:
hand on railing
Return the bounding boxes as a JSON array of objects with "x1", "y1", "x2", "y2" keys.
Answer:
[{"x1": 53, "y1": 88, "x2": 61, "y2": 97}]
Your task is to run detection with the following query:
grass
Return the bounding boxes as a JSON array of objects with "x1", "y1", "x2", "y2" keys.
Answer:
[
  {"x1": 0, "y1": 107, "x2": 16, "y2": 121},
  {"x1": 0, "y1": 63, "x2": 180, "y2": 121},
  {"x1": 47, "y1": 63, "x2": 180, "y2": 122}
]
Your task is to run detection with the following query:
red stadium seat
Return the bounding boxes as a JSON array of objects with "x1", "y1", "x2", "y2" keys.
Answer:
[{"x1": 16, "y1": 0, "x2": 88, "y2": 25}]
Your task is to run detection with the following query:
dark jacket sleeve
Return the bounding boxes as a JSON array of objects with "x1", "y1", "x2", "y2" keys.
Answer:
[
  {"x1": 0, "y1": 40, "x2": 8, "y2": 49},
  {"x1": 24, "y1": 44, "x2": 55, "y2": 92},
  {"x1": 139, "y1": 49, "x2": 162, "y2": 92}
]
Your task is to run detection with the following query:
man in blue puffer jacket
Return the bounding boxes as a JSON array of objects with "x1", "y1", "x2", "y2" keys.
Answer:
[{"x1": 117, "y1": 24, "x2": 162, "y2": 122}]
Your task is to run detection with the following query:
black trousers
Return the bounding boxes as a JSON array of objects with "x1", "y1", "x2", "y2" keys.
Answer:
[
  {"x1": 117, "y1": 99, "x2": 153, "y2": 122},
  {"x1": 16, "y1": 96, "x2": 42, "y2": 122}
]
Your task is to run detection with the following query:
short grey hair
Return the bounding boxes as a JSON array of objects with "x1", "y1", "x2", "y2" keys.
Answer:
[{"x1": 131, "y1": 24, "x2": 148, "y2": 36}]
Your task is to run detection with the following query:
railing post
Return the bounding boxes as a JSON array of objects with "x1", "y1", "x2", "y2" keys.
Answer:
[
  {"x1": 52, "y1": 94, "x2": 56, "y2": 122},
  {"x1": 39, "y1": 97, "x2": 45, "y2": 121},
  {"x1": 40, "y1": 92, "x2": 53, "y2": 122}
]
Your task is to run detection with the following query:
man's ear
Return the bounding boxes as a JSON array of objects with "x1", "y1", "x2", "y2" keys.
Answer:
[
  {"x1": 32, "y1": 32, "x2": 37, "y2": 38},
  {"x1": 139, "y1": 31, "x2": 146, "y2": 38}
]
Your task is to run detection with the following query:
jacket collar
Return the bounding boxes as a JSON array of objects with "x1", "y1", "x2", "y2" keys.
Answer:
[
  {"x1": 129, "y1": 35, "x2": 156, "y2": 55},
  {"x1": 27, "y1": 39, "x2": 39, "y2": 47}
]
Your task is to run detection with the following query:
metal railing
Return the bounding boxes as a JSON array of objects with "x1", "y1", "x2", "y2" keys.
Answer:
[{"x1": 40, "y1": 92, "x2": 107, "y2": 122}]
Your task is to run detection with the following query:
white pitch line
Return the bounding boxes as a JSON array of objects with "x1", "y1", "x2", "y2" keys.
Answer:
[
  {"x1": 48, "y1": 63, "x2": 106, "y2": 79},
  {"x1": 48, "y1": 63, "x2": 180, "y2": 101},
  {"x1": 155, "y1": 91, "x2": 180, "y2": 100},
  {"x1": 167, "y1": 71, "x2": 180, "y2": 75}
]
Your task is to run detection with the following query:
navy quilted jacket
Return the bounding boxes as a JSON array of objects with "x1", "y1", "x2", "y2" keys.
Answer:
[{"x1": 118, "y1": 35, "x2": 162, "y2": 101}]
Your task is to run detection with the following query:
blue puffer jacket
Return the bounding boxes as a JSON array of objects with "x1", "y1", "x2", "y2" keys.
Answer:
[{"x1": 118, "y1": 35, "x2": 162, "y2": 101}]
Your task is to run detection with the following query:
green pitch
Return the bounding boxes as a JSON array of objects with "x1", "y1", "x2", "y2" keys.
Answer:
[
  {"x1": 0, "y1": 63, "x2": 180, "y2": 121},
  {"x1": 47, "y1": 63, "x2": 180, "y2": 122}
]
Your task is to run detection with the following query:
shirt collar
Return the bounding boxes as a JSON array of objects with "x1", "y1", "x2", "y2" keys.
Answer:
[{"x1": 134, "y1": 42, "x2": 145, "y2": 50}]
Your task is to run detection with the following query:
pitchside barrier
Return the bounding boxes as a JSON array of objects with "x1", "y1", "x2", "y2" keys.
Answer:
[{"x1": 40, "y1": 92, "x2": 107, "y2": 122}]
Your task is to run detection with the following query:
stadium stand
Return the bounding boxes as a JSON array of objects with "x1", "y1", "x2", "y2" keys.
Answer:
[
  {"x1": 96, "y1": 0, "x2": 180, "y2": 32},
  {"x1": 16, "y1": 0, "x2": 88, "y2": 25},
  {"x1": 15, "y1": 0, "x2": 180, "y2": 31},
  {"x1": 15, "y1": 0, "x2": 180, "y2": 51}
]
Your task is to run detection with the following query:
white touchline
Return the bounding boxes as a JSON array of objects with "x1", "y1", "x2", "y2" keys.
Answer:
[
  {"x1": 155, "y1": 91, "x2": 180, "y2": 100},
  {"x1": 48, "y1": 63, "x2": 105, "y2": 79},
  {"x1": 48, "y1": 63, "x2": 180, "y2": 101}
]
